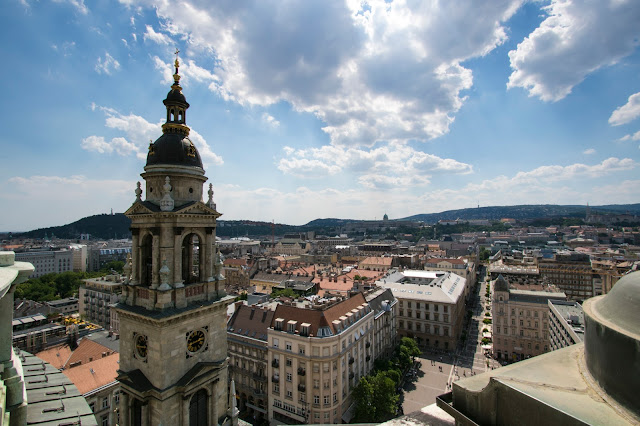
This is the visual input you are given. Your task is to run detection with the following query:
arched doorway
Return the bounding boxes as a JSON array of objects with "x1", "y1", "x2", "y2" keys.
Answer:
[
  {"x1": 182, "y1": 233, "x2": 203, "y2": 284},
  {"x1": 189, "y1": 389, "x2": 208, "y2": 426},
  {"x1": 140, "y1": 234, "x2": 153, "y2": 286}
]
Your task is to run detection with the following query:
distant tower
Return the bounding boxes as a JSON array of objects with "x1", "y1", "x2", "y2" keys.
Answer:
[
  {"x1": 114, "y1": 51, "x2": 234, "y2": 426},
  {"x1": 586, "y1": 202, "x2": 591, "y2": 221},
  {"x1": 383, "y1": 213, "x2": 389, "y2": 221}
]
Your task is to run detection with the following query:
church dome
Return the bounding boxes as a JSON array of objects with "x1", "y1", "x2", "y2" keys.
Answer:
[
  {"x1": 145, "y1": 53, "x2": 202, "y2": 170},
  {"x1": 146, "y1": 133, "x2": 203, "y2": 169}
]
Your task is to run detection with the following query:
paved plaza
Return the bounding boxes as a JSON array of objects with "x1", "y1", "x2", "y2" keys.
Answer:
[{"x1": 401, "y1": 271, "x2": 502, "y2": 414}]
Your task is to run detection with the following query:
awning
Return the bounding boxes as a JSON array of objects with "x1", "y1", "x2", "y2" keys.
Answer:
[{"x1": 341, "y1": 402, "x2": 356, "y2": 423}]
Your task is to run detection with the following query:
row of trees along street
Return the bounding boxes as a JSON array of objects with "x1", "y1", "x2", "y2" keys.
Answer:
[{"x1": 351, "y1": 337, "x2": 421, "y2": 423}]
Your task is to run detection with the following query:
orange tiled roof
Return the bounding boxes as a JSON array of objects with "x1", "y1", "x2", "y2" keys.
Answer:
[
  {"x1": 63, "y1": 339, "x2": 116, "y2": 368},
  {"x1": 63, "y1": 353, "x2": 120, "y2": 394},
  {"x1": 36, "y1": 344, "x2": 74, "y2": 370}
]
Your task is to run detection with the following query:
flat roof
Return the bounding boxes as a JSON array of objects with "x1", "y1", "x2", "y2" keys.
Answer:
[{"x1": 377, "y1": 271, "x2": 466, "y2": 304}]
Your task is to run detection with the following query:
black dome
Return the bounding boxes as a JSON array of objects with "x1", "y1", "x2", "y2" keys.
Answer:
[
  {"x1": 146, "y1": 133, "x2": 203, "y2": 169},
  {"x1": 164, "y1": 87, "x2": 189, "y2": 107}
]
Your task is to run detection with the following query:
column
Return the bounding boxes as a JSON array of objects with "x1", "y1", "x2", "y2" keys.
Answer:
[
  {"x1": 182, "y1": 395, "x2": 189, "y2": 426},
  {"x1": 174, "y1": 231, "x2": 183, "y2": 287},
  {"x1": 151, "y1": 233, "x2": 160, "y2": 289},
  {"x1": 205, "y1": 228, "x2": 214, "y2": 282},
  {"x1": 120, "y1": 392, "x2": 130, "y2": 426},
  {"x1": 131, "y1": 231, "x2": 139, "y2": 284}
]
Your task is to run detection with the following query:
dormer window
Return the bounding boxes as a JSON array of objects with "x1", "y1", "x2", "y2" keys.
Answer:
[
  {"x1": 300, "y1": 323, "x2": 311, "y2": 337},
  {"x1": 275, "y1": 318, "x2": 284, "y2": 331},
  {"x1": 287, "y1": 320, "x2": 297, "y2": 333}
]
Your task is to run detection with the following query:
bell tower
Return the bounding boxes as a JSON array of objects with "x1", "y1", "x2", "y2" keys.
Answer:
[{"x1": 115, "y1": 51, "x2": 234, "y2": 426}]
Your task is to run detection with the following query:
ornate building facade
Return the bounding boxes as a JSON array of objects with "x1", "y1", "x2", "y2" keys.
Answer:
[{"x1": 114, "y1": 55, "x2": 235, "y2": 426}]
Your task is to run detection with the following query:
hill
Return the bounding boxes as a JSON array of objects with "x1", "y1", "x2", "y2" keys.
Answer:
[
  {"x1": 399, "y1": 203, "x2": 640, "y2": 224},
  {"x1": 13, "y1": 203, "x2": 640, "y2": 240}
]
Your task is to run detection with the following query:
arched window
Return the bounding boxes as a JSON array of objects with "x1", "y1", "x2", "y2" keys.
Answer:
[
  {"x1": 189, "y1": 389, "x2": 208, "y2": 426},
  {"x1": 182, "y1": 233, "x2": 203, "y2": 284}
]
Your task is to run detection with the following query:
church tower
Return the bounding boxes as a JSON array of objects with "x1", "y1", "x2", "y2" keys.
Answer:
[{"x1": 114, "y1": 53, "x2": 234, "y2": 426}]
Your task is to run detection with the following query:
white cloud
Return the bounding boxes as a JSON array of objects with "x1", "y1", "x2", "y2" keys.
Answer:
[
  {"x1": 83, "y1": 105, "x2": 223, "y2": 165},
  {"x1": 618, "y1": 130, "x2": 640, "y2": 141},
  {"x1": 583, "y1": 148, "x2": 595, "y2": 155},
  {"x1": 52, "y1": 0, "x2": 88, "y2": 15},
  {"x1": 277, "y1": 143, "x2": 472, "y2": 188},
  {"x1": 143, "y1": 25, "x2": 173, "y2": 45},
  {"x1": 262, "y1": 113, "x2": 280, "y2": 128},
  {"x1": 95, "y1": 52, "x2": 121, "y2": 75},
  {"x1": 508, "y1": 0, "x2": 640, "y2": 102},
  {"x1": 609, "y1": 92, "x2": 640, "y2": 126},
  {"x1": 125, "y1": 0, "x2": 524, "y2": 146},
  {"x1": 51, "y1": 41, "x2": 76, "y2": 57}
]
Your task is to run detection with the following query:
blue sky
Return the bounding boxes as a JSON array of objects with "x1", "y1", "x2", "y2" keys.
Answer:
[{"x1": 2, "y1": 0, "x2": 640, "y2": 231}]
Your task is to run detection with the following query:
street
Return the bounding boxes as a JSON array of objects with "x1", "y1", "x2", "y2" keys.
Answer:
[{"x1": 401, "y1": 266, "x2": 500, "y2": 414}]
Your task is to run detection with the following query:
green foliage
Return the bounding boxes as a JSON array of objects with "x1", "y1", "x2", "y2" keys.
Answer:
[
  {"x1": 481, "y1": 337, "x2": 492, "y2": 345},
  {"x1": 485, "y1": 312, "x2": 491, "y2": 317},
  {"x1": 479, "y1": 246, "x2": 491, "y2": 261},
  {"x1": 15, "y1": 270, "x2": 102, "y2": 302},
  {"x1": 269, "y1": 288, "x2": 298, "y2": 299},
  {"x1": 352, "y1": 372, "x2": 399, "y2": 423},
  {"x1": 235, "y1": 292, "x2": 248, "y2": 301},
  {"x1": 101, "y1": 260, "x2": 124, "y2": 273},
  {"x1": 483, "y1": 318, "x2": 492, "y2": 324}
]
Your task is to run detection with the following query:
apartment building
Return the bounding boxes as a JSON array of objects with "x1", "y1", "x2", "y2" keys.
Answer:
[
  {"x1": 423, "y1": 257, "x2": 476, "y2": 300},
  {"x1": 79, "y1": 275, "x2": 123, "y2": 329},
  {"x1": 14, "y1": 247, "x2": 73, "y2": 277},
  {"x1": 538, "y1": 252, "x2": 594, "y2": 302},
  {"x1": 267, "y1": 293, "x2": 375, "y2": 424},
  {"x1": 492, "y1": 275, "x2": 566, "y2": 362},
  {"x1": 363, "y1": 287, "x2": 398, "y2": 359},
  {"x1": 548, "y1": 299, "x2": 584, "y2": 350},
  {"x1": 227, "y1": 304, "x2": 275, "y2": 423},
  {"x1": 377, "y1": 270, "x2": 466, "y2": 352}
]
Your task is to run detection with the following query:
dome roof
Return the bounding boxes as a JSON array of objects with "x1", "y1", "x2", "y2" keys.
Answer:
[
  {"x1": 163, "y1": 87, "x2": 189, "y2": 107},
  {"x1": 146, "y1": 133, "x2": 203, "y2": 169},
  {"x1": 592, "y1": 271, "x2": 640, "y2": 335}
]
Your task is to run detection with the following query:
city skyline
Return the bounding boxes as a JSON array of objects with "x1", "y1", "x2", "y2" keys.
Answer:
[{"x1": 2, "y1": 0, "x2": 640, "y2": 232}]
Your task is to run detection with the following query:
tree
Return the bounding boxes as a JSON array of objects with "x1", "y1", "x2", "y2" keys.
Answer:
[
  {"x1": 101, "y1": 260, "x2": 124, "y2": 273},
  {"x1": 352, "y1": 376, "x2": 375, "y2": 423},
  {"x1": 352, "y1": 372, "x2": 399, "y2": 423},
  {"x1": 370, "y1": 372, "x2": 399, "y2": 421},
  {"x1": 269, "y1": 288, "x2": 297, "y2": 299}
]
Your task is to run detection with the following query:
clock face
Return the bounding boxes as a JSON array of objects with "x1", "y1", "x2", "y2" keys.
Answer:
[
  {"x1": 135, "y1": 334, "x2": 148, "y2": 359},
  {"x1": 186, "y1": 329, "x2": 206, "y2": 353}
]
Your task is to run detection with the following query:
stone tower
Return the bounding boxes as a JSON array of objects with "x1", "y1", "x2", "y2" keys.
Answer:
[{"x1": 114, "y1": 53, "x2": 234, "y2": 426}]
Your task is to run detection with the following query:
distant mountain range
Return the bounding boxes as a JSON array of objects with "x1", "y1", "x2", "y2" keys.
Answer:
[
  {"x1": 10, "y1": 203, "x2": 640, "y2": 240},
  {"x1": 398, "y1": 203, "x2": 640, "y2": 223}
]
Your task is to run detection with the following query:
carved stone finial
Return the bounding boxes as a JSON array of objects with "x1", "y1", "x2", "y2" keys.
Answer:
[
  {"x1": 158, "y1": 259, "x2": 172, "y2": 291},
  {"x1": 160, "y1": 176, "x2": 174, "y2": 211},
  {"x1": 135, "y1": 182, "x2": 142, "y2": 201}
]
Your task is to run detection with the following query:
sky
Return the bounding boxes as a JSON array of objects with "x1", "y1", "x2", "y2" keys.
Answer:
[{"x1": 2, "y1": 0, "x2": 640, "y2": 232}]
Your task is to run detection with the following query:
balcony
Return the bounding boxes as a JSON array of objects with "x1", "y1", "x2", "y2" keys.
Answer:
[
  {"x1": 366, "y1": 355, "x2": 371, "y2": 362},
  {"x1": 271, "y1": 375, "x2": 280, "y2": 383},
  {"x1": 348, "y1": 357, "x2": 355, "y2": 364},
  {"x1": 297, "y1": 384, "x2": 306, "y2": 392},
  {"x1": 253, "y1": 388, "x2": 265, "y2": 397},
  {"x1": 297, "y1": 368, "x2": 306, "y2": 376},
  {"x1": 253, "y1": 372, "x2": 266, "y2": 381},
  {"x1": 365, "y1": 341, "x2": 371, "y2": 348},
  {"x1": 272, "y1": 359, "x2": 279, "y2": 368}
]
